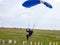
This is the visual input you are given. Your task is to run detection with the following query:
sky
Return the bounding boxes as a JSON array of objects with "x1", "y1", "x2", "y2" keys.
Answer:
[{"x1": 0, "y1": 0, "x2": 60, "y2": 30}]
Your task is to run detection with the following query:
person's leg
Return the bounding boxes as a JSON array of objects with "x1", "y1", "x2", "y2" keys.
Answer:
[
  {"x1": 26, "y1": 34, "x2": 32, "y2": 40},
  {"x1": 26, "y1": 34, "x2": 29, "y2": 40}
]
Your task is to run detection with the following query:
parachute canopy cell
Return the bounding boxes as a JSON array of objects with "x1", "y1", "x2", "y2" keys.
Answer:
[
  {"x1": 22, "y1": 1, "x2": 40, "y2": 8},
  {"x1": 43, "y1": 2, "x2": 52, "y2": 8}
]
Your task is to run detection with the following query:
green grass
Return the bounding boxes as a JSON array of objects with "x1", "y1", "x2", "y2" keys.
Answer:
[{"x1": 0, "y1": 28, "x2": 60, "y2": 45}]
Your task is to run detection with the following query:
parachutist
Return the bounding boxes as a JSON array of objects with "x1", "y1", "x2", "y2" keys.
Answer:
[{"x1": 26, "y1": 28, "x2": 33, "y2": 40}]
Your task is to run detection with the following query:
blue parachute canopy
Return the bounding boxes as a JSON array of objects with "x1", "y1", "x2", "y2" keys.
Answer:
[
  {"x1": 27, "y1": 0, "x2": 40, "y2": 1},
  {"x1": 22, "y1": 0, "x2": 53, "y2": 9}
]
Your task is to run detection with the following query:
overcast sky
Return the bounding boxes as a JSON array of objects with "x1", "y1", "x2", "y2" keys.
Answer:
[{"x1": 0, "y1": 0, "x2": 60, "y2": 30}]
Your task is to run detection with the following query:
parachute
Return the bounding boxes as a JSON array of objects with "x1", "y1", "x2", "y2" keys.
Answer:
[{"x1": 22, "y1": 0, "x2": 53, "y2": 9}]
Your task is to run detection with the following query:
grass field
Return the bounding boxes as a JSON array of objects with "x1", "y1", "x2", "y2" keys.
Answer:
[{"x1": 0, "y1": 28, "x2": 60, "y2": 45}]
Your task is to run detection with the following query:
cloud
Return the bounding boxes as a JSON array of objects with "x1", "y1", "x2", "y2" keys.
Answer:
[
  {"x1": 0, "y1": 0, "x2": 3, "y2": 2},
  {"x1": 54, "y1": 0, "x2": 60, "y2": 3}
]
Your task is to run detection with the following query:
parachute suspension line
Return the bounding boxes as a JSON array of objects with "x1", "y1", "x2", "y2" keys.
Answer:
[
  {"x1": 28, "y1": 24, "x2": 30, "y2": 29},
  {"x1": 32, "y1": 25, "x2": 35, "y2": 30}
]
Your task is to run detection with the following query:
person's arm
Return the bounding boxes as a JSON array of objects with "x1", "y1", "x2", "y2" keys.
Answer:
[{"x1": 26, "y1": 29, "x2": 29, "y2": 32}]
